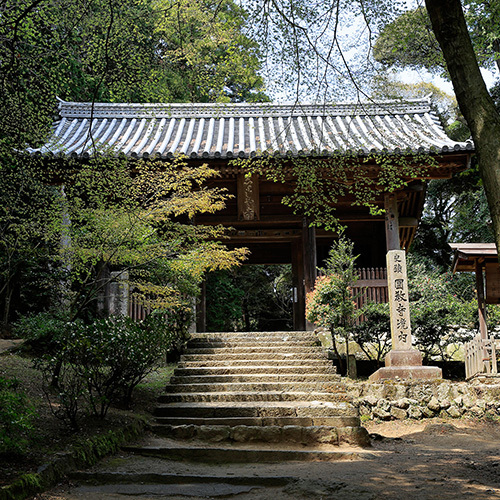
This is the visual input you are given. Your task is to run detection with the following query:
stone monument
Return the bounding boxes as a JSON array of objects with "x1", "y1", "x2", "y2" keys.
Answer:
[{"x1": 369, "y1": 250, "x2": 442, "y2": 381}]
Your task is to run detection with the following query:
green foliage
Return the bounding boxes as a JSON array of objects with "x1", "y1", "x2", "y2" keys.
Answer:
[
  {"x1": 206, "y1": 265, "x2": 293, "y2": 332},
  {"x1": 0, "y1": 0, "x2": 267, "y2": 153},
  {"x1": 13, "y1": 311, "x2": 69, "y2": 355},
  {"x1": 0, "y1": 156, "x2": 248, "y2": 325},
  {"x1": 351, "y1": 257, "x2": 483, "y2": 365},
  {"x1": 152, "y1": 0, "x2": 269, "y2": 103},
  {"x1": 0, "y1": 161, "x2": 63, "y2": 331},
  {"x1": 407, "y1": 255, "x2": 474, "y2": 362},
  {"x1": 306, "y1": 274, "x2": 356, "y2": 331},
  {"x1": 206, "y1": 271, "x2": 245, "y2": 332},
  {"x1": 235, "y1": 153, "x2": 433, "y2": 231},
  {"x1": 306, "y1": 235, "x2": 359, "y2": 375},
  {"x1": 37, "y1": 313, "x2": 186, "y2": 427},
  {"x1": 464, "y1": 0, "x2": 500, "y2": 74},
  {"x1": 0, "y1": 377, "x2": 35, "y2": 456},
  {"x1": 374, "y1": 4, "x2": 500, "y2": 77},
  {"x1": 352, "y1": 302, "x2": 391, "y2": 365},
  {"x1": 411, "y1": 168, "x2": 493, "y2": 270},
  {"x1": 0, "y1": 0, "x2": 260, "y2": 330},
  {"x1": 373, "y1": 7, "x2": 445, "y2": 76}
]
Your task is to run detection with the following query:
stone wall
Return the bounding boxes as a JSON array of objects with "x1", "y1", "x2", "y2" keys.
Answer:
[{"x1": 345, "y1": 379, "x2": 500, "y2": 421}]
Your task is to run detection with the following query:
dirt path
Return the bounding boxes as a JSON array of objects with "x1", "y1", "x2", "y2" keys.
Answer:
[{"x1": 35, "y1": 418, "x2": 500, "y2": 500}]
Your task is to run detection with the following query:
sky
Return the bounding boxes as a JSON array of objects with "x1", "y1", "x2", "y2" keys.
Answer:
[
  {"x1": 254, "y1": 0, "x2": 498, "y2": 104},
  {"x1": 398, "y1": 68, "x2": 497, "y2": 98}
]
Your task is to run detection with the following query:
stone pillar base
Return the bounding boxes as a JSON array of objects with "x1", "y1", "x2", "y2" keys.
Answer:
[
  {"x1": 369, "y1": 349, "x2": 442, "y2": 382},
  {"x1": 369, "y1": 365, "x2": 442, "y2": 382},
  {"x1": 386, "y1": 349, "x2": 422, "y2": 367}
]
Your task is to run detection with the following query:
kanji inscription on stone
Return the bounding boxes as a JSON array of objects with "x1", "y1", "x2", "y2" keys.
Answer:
[{"x1": 387, "y1": 250, "x2": 412, "y2": 350}]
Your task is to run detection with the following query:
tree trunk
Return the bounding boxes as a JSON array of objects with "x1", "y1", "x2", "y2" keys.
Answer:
[{"x1": 425, "y1": 0, "x2": 500, "y2": 259}]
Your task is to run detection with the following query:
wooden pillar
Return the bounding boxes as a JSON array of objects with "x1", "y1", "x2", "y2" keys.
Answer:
[
  {"x1": 384, "y1": 194, "x2": 400, "y2": 251},
  {"x1": 475, "y1": 259, "x2": 488, "y2": 340},
  {"x1": 292, "y1": 240, "x2": 305, "y2": 331},
  {"x1": 302, "y1": 218, "x2": 317, "y2": 331},
  {"x1": 302, "y1": 218, "x2": 317, "y2": 295},
  {"x1": 196, "y1": 280, "x2": 206, "y2": 333}
]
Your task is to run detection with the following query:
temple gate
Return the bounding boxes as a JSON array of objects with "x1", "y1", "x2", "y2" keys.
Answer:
[{"x1": 30, "y1": 98, "x2": 473, "y2": 331}]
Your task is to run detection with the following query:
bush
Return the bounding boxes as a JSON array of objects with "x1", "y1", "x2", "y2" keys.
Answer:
[
  {"x1": 13, "y1": 311, "x2": 69, "y2": 355},
  {"x1": 0, "y1": 377, "x2": 35, "y2": 456},
  {"x1": 36, "y1": 312, "x2": 188, "y2": 427},
  {"x1": 352, "y1": 303, "x2": 391, "y2": 366},
  {"x1": 306, "y1": 235, "x2": 359, "y2": 376}
]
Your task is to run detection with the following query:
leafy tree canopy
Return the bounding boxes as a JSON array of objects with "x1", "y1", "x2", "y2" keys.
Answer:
[
  {"x1": 0, "y1": 0, "x2": 268, "y2": 151},
  {"x1": 373, "y1": 4, "x2": 500, "y2": 76}
]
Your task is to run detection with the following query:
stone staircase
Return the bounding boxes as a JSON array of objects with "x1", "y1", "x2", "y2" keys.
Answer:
[
  {"x1": 126, "y1": 330, "x2": 369, "y2": 462},
  {"x1": 65, "y1": 332, "x2": 372, "y2": 498}
]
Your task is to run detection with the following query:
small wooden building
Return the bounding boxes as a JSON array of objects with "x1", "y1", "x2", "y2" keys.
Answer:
[
  {"x1": 31, "y1": 98, "x2": 473, "y2": 330},
  {"x1": 450, "y1": 243, "x2": 500, "y2": 378}
]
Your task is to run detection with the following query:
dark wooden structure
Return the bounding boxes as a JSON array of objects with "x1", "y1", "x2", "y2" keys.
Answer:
[
  {"x1": 450, "y1": 243, "x2": 500, "y2": 339},
  {"x1": 451, "y1": 243, "x2": 500, "y2": 378},
  {"x1": 31, "y1": 99, "x2": 473, "y2": 330}
]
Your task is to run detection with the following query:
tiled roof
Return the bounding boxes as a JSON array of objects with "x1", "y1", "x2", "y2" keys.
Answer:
[{"x1": 28, "y1": 98, "x2": 473, "y2": 159}]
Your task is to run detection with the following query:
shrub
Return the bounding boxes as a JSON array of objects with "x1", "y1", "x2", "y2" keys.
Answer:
[
  {"x1": 352, "y1": 302, "x2": 391, "y2": 366},
  {"x1": 36, "y1": 312, "x2": 189, "y2": 427},
  {"x1": 306, "y1": 235, "x2": 359, "y2": 376},
  {"x1": 0, "y1": 377, "x2": 35, "y2": 456},
  {"x1": 13, "y1": 311, "x2": 69, "y2": 355}
]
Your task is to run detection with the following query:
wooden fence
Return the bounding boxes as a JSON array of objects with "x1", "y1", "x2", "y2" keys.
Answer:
[
  {"x1": 128, "y1": 295, "x2": 152, "y2": 322},
  {"x1": 465, "y1": 335, "x2": 499, "y2": 379},
  {"x1": 352, "y1": 267, "x2": 388, "y2": 309},
  {"x1": 128, "y1": 267, "x2": 389, "y2": 324}
]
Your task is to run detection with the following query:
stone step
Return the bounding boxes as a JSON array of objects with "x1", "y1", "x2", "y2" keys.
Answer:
[
  {"x1": 150, "y1": 424, "x2": 367, "y2": 446},
  {"x1": 66, "y1": 454, "x2": 378, "y2": 497},
  {"x1": 151, "y1": 330, "x2": 365, "y2": 459},
  {"x1": 157, "y1": 391, "x2": 348, "y2": 404},
  {"x1": 169, "y1": 373, "x2": 340, "y2": 384},
  {"x1": 190, "y1": 333, "x2": 316, "y2": 340},
  {"x1": 163, "y1": 381, "x2": 343, "y2": 393},
  {"x1": 154, "y1": 401, "x2": 357, "y2": 418},
  {"x1": 178, "y1": 358, "x2": 328, "y2": 368},
  {"x1": 154, "y1": 415, "x2": 360, "y2": 427},
  {"x1": 70, "y1": 470, "x2": 293, "y2": 488},
  {"x1": 184, "y1": 346, "x2": 326, "y2": 355},
  {"x1": 192, "y1": 331, "x2": 315, "y2": 337},
  {"x1": 173, "y1": 365, "x2": 336, "y2": 377},
  {"x1": 187, "y1": 340, "x2": 317, "y2": 349},
  {"x1": 123, "y1": 443, "x2": 366, "y2": 463},
  {"x1": 180, "y1": 351, "x2": 329, "y2": 362}
]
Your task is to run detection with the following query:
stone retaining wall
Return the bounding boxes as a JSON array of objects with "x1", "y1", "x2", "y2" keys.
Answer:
[{"x1": 345, "y1": 379, "x2": 500, "y2": 421}]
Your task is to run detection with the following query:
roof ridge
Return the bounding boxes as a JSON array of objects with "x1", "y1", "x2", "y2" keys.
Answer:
[{"x1": 57, "y1": 98, "x2": 433, "y2": 120}]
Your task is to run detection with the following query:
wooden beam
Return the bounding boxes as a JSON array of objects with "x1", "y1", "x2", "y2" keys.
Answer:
[
  {"x1": 399, "y1": 217, "x2": 419, "y2": 228},
  {"x1": 475, "y1": 259, "x2": 488, "y2": 340},
  {"x1": 384, "y1": 194, "x2": 400, "y2": 251},
  {"x1": 292, "y1": 240, "x2": 305, "y2": 331},
  {"x1": 302, "y1": 218, "x2": 317, "y2": 295}
]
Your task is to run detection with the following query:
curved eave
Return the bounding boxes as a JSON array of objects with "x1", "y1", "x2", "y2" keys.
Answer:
[{"x1": 26, "y1": 100, "x2": 475, "y2": 160}]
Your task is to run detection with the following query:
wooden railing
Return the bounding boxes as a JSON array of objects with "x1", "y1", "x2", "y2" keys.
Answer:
[
  {"x1": 352, "y1": 267, "x2": 388, "y2": 309},
  {"x1": 128, "y1": 295, "x2": 152, "y2": 322},
  {"x1": 128, "y1": 268, "x2": 390, "y2": 324},
  {"x1": 465, "y1": 335, "x2": 499, "y2": 379}
]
